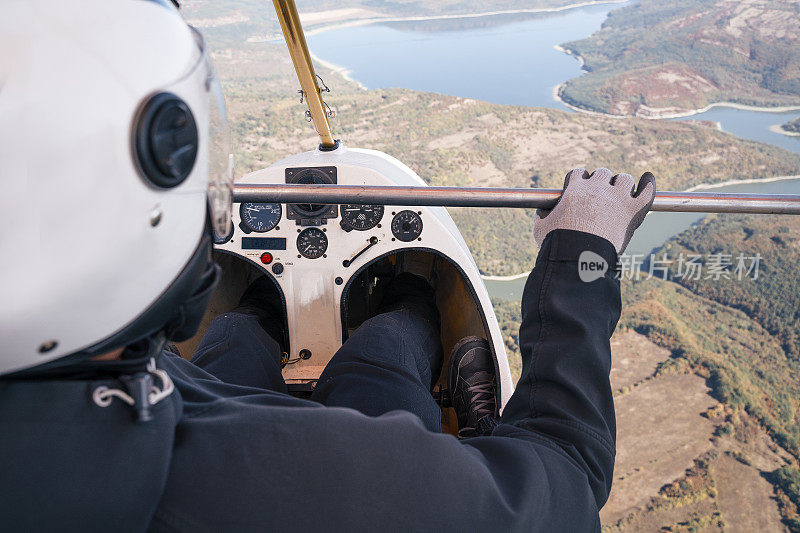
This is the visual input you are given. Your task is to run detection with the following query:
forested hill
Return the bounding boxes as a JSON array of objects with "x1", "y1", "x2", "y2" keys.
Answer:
[
  {"x1": 663, "y1": 214, "x2": 800, "y2": 360},
  {"x1": 559, "y1": 0, "x2": 800, "y2": 116},
  {"x1": 625, "y1": 214, "x2": 800, "y2": 528}
]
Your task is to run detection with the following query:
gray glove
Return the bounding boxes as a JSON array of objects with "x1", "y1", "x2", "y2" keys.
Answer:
[{"x1": 534, "y1": 168, "x2": 656, "y2": 254}]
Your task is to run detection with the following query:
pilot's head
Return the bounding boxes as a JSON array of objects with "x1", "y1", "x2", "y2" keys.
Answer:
[{"x1": 0, "y1": 0, "x2": 233, "y2": 375}]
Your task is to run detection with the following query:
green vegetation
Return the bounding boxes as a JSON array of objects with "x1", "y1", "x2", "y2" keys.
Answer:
[
  {"x1": 771, "y1": 466, "x2": 800, "y2": 530},
  {"x1": 784, "y1": 117, "x2": 800, "y2": 134},
  {"x1": 559, "y1": 0, "x2": 800, "y2": 115},
  {"x1": 621, "y1": 276, "x2": 800, "y2": 455},
  {"x1": 774, "y1": 466, "x2": 800, "y2": 508},
  {"x1": 662, "y1": 214, "x2": 800, "y2": 360},
  {"x1": 603, "y1": 452, "x2": 721, "y2": 532}
]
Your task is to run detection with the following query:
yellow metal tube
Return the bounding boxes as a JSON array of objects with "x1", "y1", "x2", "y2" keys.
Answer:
[{"x1": 273, "y1": 0, "x2": 336, "y2": 148}]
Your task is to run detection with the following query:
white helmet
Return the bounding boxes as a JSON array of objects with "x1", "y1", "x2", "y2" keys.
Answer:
[{"x1": 0, "y1": 0, "x2": 233, "y2": 374}]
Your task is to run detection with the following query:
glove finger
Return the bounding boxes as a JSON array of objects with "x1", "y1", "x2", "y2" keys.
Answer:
[
  {"x1": 563, "y1": 167, "x2": 589, "y2": 190},
  {"x1": 611, "y1": 172, "x2": 636, "y2": 195},
  {"x1": 589, "y1": 167, "x2": 613, "y2": 184},
  {"x1": 540, "y1": 168, "x2": 588, "y2": 220},
  {"x1": 633, "y1": 171, "x2": 656, "y2": 207}
]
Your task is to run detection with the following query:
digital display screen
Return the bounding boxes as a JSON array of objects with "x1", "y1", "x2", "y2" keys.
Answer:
[{"x1": 241, "y1": 237, "x2": 287, "y2": 250}]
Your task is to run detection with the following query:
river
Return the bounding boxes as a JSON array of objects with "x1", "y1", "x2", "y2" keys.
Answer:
[
  {"x1": 308, "y1": 2, "x2": 627, "y2": 110},
  {"x1": 307, "y1": 1, "x2": 800, "y2": 156},
  {"x1": 307, "y1": 2, "x2": 800, "y2": 300}
]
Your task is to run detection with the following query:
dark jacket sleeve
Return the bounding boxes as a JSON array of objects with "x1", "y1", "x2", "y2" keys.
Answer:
[{"x1": 495, "y1": 229, "x2": 619, "y2": 508}]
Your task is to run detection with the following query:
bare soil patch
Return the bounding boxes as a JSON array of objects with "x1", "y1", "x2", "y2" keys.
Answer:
[
  {"x1": 601, "y1": 373, "x2": 717, "y2": 524},
  {"x1": 713, "y1": 453, "x2": 786, "y2": 533},
  {"x1": 609, "y1": 331, "x2": 671, "y2": 391}
]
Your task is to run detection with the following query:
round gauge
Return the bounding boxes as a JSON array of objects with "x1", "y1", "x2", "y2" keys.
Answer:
[
  {"x1": 239, "y1": 203, "x2": 282, "y2": 232},
  {"x1": 341, "y1": 204, "x2": 384, "y2": 231},
  {"x1": 290, "y1": 168, "x2": 333, "y2": 218},
  {"x1": 391, "y1": 210, "x2": 423, "y2": 242},
  {"x1": 296, "y1": 227, "x2": 328, "y2": 259}
]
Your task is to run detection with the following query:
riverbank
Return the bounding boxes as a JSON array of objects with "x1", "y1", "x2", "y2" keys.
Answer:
[
  {"x1": 554, "y1": 81, "x2": 800, "y2": 121},
  {"x1": 481, "y1": 271, "x2": 531, "y2": 281},
  {"x1": 309, "y1": 52, "x2": 366, "y2": 90},
  {"x1": 553, "y1": 45, "x2": 585, "y2": 68},
  {"x1": 253, "y1": 0, "x2": 632, "y2": 42},
  {"x1": 684, "y1": 174, "x2": 800, "y2": 192}
]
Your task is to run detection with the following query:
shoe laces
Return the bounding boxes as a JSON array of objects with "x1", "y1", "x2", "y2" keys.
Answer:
[{"x1": 458, "y1": 379, "x2": 496, "y2": 438}]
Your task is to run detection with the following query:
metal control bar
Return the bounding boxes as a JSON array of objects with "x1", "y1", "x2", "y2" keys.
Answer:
[{"x1": 233, "y1": 184, "x2": 800, "y2": 215}]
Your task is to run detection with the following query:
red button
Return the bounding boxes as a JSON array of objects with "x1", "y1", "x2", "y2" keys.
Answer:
[{"x1": 260, "y1": 252, "x2": 273, "y2": 264}]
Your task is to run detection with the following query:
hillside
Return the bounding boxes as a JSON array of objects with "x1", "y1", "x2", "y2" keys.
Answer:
[
  {"x1": 559, "y1": 0, "x2": 800, "y2": 116},
  {"x1": 663, "y1": 214, "x2": 800, "y2": 361},
  {"x1": 495, "y1": 215, "x2": 800, "y2": 529}
]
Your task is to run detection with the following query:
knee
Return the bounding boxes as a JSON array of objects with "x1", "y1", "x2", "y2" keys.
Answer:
[{"x1": 337, "y1": 308, "x2": 441, "y2": 384}]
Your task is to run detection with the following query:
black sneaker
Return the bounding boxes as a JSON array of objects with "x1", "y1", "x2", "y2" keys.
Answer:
[{"x1": 448, "y1": 336, "x2": 498, "y2": 438}]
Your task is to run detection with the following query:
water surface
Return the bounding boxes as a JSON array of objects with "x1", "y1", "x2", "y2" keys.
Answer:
[
  {"x1": 308, "y1": 3, "x2": 635, "y2": 111},
  {"x1": 675, "y1": 107, "x2": 800, "y2": 155}
]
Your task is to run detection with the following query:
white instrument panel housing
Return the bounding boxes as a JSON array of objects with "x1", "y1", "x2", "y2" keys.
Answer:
[{"x1": 218, "y1": 145, "x2": 513, "y2": 408}]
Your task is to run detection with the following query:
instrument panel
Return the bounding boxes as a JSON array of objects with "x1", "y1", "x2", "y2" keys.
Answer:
[
  {"x1": 218, "y1": 166, "x2": 431, "y2": 269},
  {"x1": 220, "y1": 201, "x2": 407, "y2": 260}
]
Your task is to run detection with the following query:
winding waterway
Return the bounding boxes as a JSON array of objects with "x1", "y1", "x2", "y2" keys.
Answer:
[{"x1": 307, "y1": 2, "x2": 800, "y2": 300}]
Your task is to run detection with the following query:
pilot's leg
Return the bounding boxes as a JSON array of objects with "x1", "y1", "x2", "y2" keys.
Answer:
[
  {"x1": 311, "y1": 274, "x2": 443, "y2": 432},
  {"x1": 190, "y1": 277, "x2": 288, "y2": 393}
]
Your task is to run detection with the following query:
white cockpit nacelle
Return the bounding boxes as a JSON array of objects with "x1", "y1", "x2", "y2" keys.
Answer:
[{"x1": 177, "y1": 144, "x2": 513, "y2": 427}]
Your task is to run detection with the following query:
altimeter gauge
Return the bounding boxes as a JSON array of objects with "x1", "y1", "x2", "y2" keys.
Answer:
[
  {"x1": 240, "y1": 203, "x2": 282, "y2": 232},
  {"x1": 341, "y1": 204, "x2": 384, "y2": 231},
  {"x1": 296, "y1": 227, "x2": 328, "y2": 259}
]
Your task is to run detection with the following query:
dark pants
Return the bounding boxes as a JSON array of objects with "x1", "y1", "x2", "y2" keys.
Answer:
[{"x1": 189, "y1": 274, "x2": 444, "y2": 432}]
